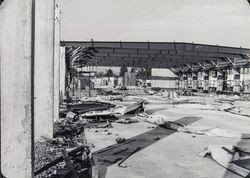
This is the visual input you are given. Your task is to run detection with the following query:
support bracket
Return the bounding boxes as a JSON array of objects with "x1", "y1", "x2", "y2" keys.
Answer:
[
  {"x1": 209, "y1": 60, "x2": 219, "y2": 68},
  {"x1": 198, "y1": 63, "x2": 205, "y2": 70},
  {"x1": 226, "y1": 57, "x2": 236, "y2": 66}
]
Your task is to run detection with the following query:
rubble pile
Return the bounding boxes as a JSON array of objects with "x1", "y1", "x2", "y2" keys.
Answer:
[
  {"x1": 35, "y1": 115, "x2": 91, "y2": 178},
  {"x1": 35, "y1": 86, "x2": 250, "y2": 178},
  {"x1": 35, "y1": 143, "x2": 92, "y2": 178},
  {"x1": 35, "y1": 141, "x2": 65, "y2": 178},
  {"x1": 35, "y1": 97, "x2": 146, "y2": 178}
]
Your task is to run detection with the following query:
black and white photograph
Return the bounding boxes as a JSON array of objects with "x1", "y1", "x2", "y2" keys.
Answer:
[{"x1": 1, "y1": 0, "x2": 250, "y2": 178}]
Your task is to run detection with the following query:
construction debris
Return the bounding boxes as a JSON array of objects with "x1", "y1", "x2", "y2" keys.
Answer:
[
  {"x1": 79, "y1": 100, "x2": 144, "y2": 120},
  {"x1": 115, "y1": 137, "x2": 127, "y2": 144},
  {"x1": 115, "y1": 117, "x2": 139, "y2": 124},
  {"x1": 136, "y1": 113, "x2": 250, "y2": 139},
  {"x1": 199, "y1": 145, "x2": 250, "y2": 177},
  {"x1": 65, "y1": 111, "x2": 79, "y2": 121},
  {"x1": 38, "y1": 86, "x2": 250, "y2": 178},
  {"x1": 53, "y1": 120, "x2": 85, "y2": 139},
  {"x1": 35, "y1": 144, "x2": 91, "y2": 178},
  {"x1": 66, "y1": 101, "x2": 115, "y2": 114},
  {"x1": 96, "y1": 121, "x2": 112, "y2": 128},
  {"x1": 36, "y1": 110, "x2": 91, "y2": 178}
]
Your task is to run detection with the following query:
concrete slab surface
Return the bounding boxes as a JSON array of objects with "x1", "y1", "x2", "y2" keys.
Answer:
[{"x1": 85, "y1": 95, "x2": 250, "y2": 178}]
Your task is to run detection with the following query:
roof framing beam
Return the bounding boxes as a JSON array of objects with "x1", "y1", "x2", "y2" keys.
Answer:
[
  {"x1": 62, "y1": 41, "x2": 250, "y2": 54},
  {"x1": 64, "y1": 41, "x2": 250, "y2": 69},
  {"x1": 226, "y1": 57, "x2": 236, "y2": 66},
  {"x1": 90, "y1": 50, "x2": 242, "y2": 59}
]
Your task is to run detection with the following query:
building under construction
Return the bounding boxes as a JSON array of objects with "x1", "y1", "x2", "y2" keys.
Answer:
[
  {"x1": 62, "y1": 41, "x2": 250, "y2": 94},
  {"x1": 1, "y1": 0, "x2": 250, "y2": 178}
]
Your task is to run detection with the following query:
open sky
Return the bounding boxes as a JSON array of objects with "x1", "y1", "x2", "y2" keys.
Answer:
[{"x1": 58, "y1": 0, "x2": 250, "y2": 48}]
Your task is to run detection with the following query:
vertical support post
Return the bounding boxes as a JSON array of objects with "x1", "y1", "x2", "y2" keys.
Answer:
[
  {"x1": 59, "y1": 46, "x2": 66, "y2": 100},
  {"x1": 89, "y1": 72, "x2": 91, "y2": 97},
  {"x1": 233, "y1": 68, "x2": 240, "y2": 93},
  {"x1": 217, "y1": 70, "x2": 223, "y2": 92},
  {"x1": 208, "y1": 70, "x2": 217, "y2": 92},
  {"x1": 192, "y1": 72, "x2": 198, "y2": 90},
  {"x1": 34, "y1": 0, "x2": 55, "y2": 140},
  {"x1": 53, "y1": 2, "x2": 60, "y2": 121},
  {"x1": 0, "y1": 0, "x2": 34, "y2": 177},
  {"x1": 187, "y1": 72, "x2": 192, "y2": 89},
  {"x1": 181, "y1": 73, "x2": 187, "y2": 90},
  {"x1": 202, "y1": 71, "x2": 209, "y2": 92}
]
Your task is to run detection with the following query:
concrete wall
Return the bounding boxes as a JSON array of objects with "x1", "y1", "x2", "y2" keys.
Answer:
[
  {"x1": 151, "y1": 68, "x2": 177, "y2": 89},
  {"x1": 54, "y1": 3, "x2": 60, "y2": 121},
  {"x1": 151, "y1": 80, "x2": 176, "y2": 89},
  {"x1": 59, "y1": 46, "x2": 66, "y2": 99},
  {"x1": 94, "y1": 77, "x2": 117, "y2": 88},
  {"x1": 151, "y1": 68, "x2": 176, "y2": 77},
  {"x1": 34, "y1": 0, "x2": 55, "y2": 140},
  {"x1": 0, "y1": 0, "x2": 61, "y2": 176},
  {"x1": 0, "y1": 0, "x2": 33, "y2": 177}
]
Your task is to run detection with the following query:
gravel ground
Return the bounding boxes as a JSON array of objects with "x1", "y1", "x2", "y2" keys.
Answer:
[{"x1": 35, "y1": 141, "x2": 66, "y2": 178}]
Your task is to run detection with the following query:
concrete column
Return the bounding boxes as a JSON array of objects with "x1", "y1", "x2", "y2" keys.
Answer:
[
  {"x1": 34, "y1": 0, "x2": 55, "y2": 140},
  {"x1": 233, "y1": 68, "x2": 240, "y2": 93},
  {"x1": 197, "y1": 71, "x2": 203, "y2": 90},
  {"x1": 192, "y1": 72, "x2": 198, "y2": 90},
  {"x1": 240, "y1": 67, "x2": 250, "y2": 93},
  {"x1": 53, "y1": 3, "x2": 60, "y2": 121},
  {"x1": 202, "y1": 71, "x2": 209, "y2": 91},
  {"x1": 209, "y1": 70, "x2": 217, "y2": 92},
  {"x1": 187, "y1": 73, "x2": 192, "y2": 89},
  {"x1": 59, "y1": 46, "x2": 66, "y2": 99},
  {"x1": 243, "y1": 67, "x2": 250, "y2": 93},
  {"x1": 217, "y1": 70, "x2": 223, "y2": 92},
  {"x1": 181, "y1": 73, "x2": 187, "y2": 90},
  {"x1": 0, "y1": 0, "x2": 33, "y2": 177}
]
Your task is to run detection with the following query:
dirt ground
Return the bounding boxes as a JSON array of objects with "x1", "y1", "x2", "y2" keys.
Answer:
[{"x1": 85, "y1": 94, "x2": 250, "y2": 178}]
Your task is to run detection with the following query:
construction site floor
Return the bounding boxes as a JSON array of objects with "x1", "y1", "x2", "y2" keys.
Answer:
[{"x1": 85, "y1": 94, "x2": 250, "y2": 178}]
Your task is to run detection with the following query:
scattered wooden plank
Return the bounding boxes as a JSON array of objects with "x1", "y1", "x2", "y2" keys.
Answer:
[
  {"x1": 34, "y1": 145, "x2": 85, "y2": 176},
  {"x1": 62, "y1": 149, "x2": 79, "y2": 178}
]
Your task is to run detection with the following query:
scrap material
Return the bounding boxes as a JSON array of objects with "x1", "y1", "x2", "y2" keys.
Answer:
[
  {"x1": 67, "y1": 101, "x2": 115, "y2": 114},
  {"x1": 199, "y1": 145, "x2": 250, "y2": 177},
  {"x1": 37, "y1": 87, "x2": 250, "y2": 178},
  {"x1": 137, "y1": 113, "x2": 250, "y2": 139},
  {"x1": 35, "y1": 145, "x2": 87, "y2": 176}
]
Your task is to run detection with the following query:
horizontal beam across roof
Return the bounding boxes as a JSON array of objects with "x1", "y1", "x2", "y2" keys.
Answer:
[
  {"x1": 90, "y1": 50, "x2": 242, "y2": 59},
  {"x1": 61, "y1": 41, "x2": 250, "y2": 54},
  {"x1": 63, "y1": 41, "x2": 250, "y2": 68},
  {"x1": 82, "y1": 56, "x2": 221, "y2": 68}
]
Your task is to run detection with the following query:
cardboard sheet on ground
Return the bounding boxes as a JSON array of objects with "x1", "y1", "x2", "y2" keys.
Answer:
[{"x1": 136, "y1": 113, "x2": 250, "y2": 139}]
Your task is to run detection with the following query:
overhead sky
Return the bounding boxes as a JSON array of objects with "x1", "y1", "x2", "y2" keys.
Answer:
[{"x1": 58, "y1": 0, "x2": 250, "y2": 48}]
